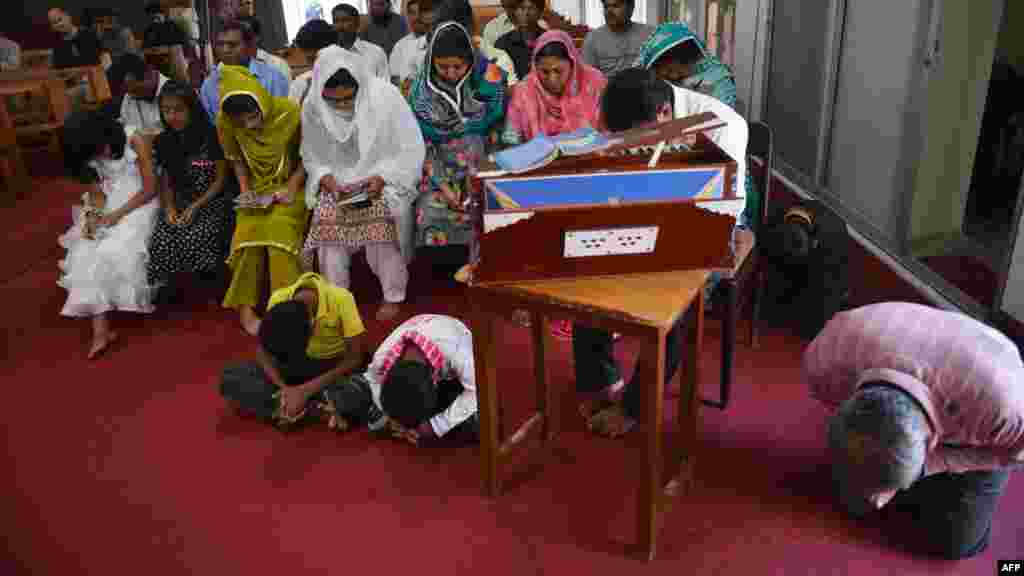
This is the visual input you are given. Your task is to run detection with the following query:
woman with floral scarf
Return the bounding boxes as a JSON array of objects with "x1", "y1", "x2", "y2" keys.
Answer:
[{"x1": 408, "y1": 20, "x2": 507, "y2": 252}]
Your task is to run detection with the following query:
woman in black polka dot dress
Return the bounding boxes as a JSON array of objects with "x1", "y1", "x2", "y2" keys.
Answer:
[{"x1": 146, "y1": 81, "x2": 234, "y2": 290}]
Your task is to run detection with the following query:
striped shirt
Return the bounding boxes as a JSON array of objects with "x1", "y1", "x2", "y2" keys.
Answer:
[{"x1": 804, "y1": 302, "x2": 1024, "y2": 475}]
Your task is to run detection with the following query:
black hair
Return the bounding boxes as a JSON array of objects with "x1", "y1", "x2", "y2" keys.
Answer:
[
  {"x1": 294, "y1": 19, "x2": 337, "y2": 51},
  {"x1": 144, "y1": 1, "x2": 164, "y2": 16},
  {"x1": 381, "y1": 360, "x2": 437, "y2": 429},
  {"x1": 324, "y1": 67, "x2": 359, "y2": 90},
  {"x1": 155, "y1": 81, "x2": 219, "y2": 193},
  {"x1": 222, "y1": 93, "x2": 261, "y2": 117},
  {"x1": 108, "y1": 52, "x2": 149, "y2": 85},
  {"x1": 62, "y1": 110, "x2": 128, "y2": 184},
  {"x1": 332, "y1": 3, "x2": 360, "y2": 19},
  {"x1": 534, "y1": 40, "x2": 570, "y2": 63},
  {"x1": 661, "y1": 39, "x2": 704, "y2": 68},
  {"x1": 510, "y1": 0, "x2": 546, "y2": 12},
  {"x1": 600, "y1": 67, "x2": 673, "y2": 133},
  {"x1": 259, "y1": 301, "x2": 312, "y2": 366},
  {"x1": 434, "y1": 0, "x2": 474, "y2": 35},
  {"x1": 218, "y1": 20, "x2": 257, "y2": 45},
  {"x1": 236, "y1": 15, "x2": 263, "y2": 38},
  {"x1": 600, "y1": 0, "x2": 635, "y2": 11},
  {"x1": 83, "y1": 7, "x2": 117, "y2": 26},
  {"x1": 431, "y1": 24, "x2": 473, "y2": 61}
]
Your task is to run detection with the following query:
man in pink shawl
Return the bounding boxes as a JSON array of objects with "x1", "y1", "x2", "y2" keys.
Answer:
[{"x1": 503, "y1": 29, "x2": 607, "y2": 144}]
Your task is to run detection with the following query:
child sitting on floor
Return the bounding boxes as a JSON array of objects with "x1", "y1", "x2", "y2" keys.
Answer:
[
  {"x1": 58, "y1": 111, "x2": 161, "y2": 360},
  {"x1": 325, "y1": 314, "x2": 479, "y2": 445},
  {"x1": 219, "y1": 272, "x2": 367, "y2": 427}
]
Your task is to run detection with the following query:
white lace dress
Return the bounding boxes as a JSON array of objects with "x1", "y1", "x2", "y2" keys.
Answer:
[{"x1": 58, "y1": 126, "x2": 160, "y2": 317}]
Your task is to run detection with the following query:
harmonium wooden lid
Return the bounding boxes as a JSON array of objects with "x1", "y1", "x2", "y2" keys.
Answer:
[{"x1": 468, "y1": 113, "x2": 742, "y2": 285}]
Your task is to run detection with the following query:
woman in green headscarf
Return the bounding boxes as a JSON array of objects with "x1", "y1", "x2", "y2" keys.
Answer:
[
  {"x1": 634, "y1": 21, "x2": 737, "y2": 108},
  {"x1": 634, "y1": 22, "x2": 759, "y2": 232},
  {"x1": 217, "y1": 65, "x2": 308, "y2": 335}
]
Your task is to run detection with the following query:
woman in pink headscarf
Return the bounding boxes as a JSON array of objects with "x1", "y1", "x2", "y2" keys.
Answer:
[{"x1": 503, "y1": 29, "x2": 607, "y2": 144}]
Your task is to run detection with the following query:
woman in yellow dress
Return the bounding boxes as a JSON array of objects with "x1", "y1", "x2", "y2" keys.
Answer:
[{"x1": 217, "y1": 65, "x2": 308, "y2": 335}]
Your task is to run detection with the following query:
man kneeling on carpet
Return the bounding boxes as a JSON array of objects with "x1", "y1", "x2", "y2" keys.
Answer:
[
  {"x1": 804, "y1": 301, "x2": 1024, "y2": 559},
  {"x1": 328, "y1": 314, "x2": 479, "y2": 445},
  {"x1": 219, "y1": 272, "x2": 369, "y2": 427}
]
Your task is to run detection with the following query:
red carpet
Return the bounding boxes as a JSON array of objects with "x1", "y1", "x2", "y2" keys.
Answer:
[{"x1": 2, "y1": 177, "x2": 1021, "y2": 575}]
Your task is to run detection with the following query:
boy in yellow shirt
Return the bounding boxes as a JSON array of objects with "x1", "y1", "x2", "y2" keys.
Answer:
[{"x1": 219, "y1": 272, "x2": 370, "y2": 427}]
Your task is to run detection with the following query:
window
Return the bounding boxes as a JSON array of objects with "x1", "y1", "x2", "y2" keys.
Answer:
[
  {"x1": 549, "y1": 0, "x2": 583, "y2": 26},
  {"x1": 280, "y1": 0, "x2": 375, "y2": 44}
]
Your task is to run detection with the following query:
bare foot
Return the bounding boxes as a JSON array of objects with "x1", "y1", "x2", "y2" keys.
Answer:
[
  {"x1": 577, "y1": 380, "x2": 624, "y2": 419},
  {"x1": 240, "y1": 308, "x2": 261, "y2": 336},
  {"x1": 376, "y1": 302, "x2": 401, "y2": 321},
  {"x1": 87, "y1": 331, "x2": 118, "y2": 360},
  {"x1": 586, "y1": 404, "x2": 636, "y2": 438},
  {"x1": 578, "y1": 393, "x2": 617, "y2": 420},
  {"x1": 512, "y1": 309, "x2": 531, "y2": 327}
]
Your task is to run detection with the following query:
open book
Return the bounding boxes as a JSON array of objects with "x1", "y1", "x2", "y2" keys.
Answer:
[
  {"x1": 482, "y1": 112, "x2": 725, "y2": 177},
  {"x1": 492, "y1": 127, "x2": 612, "y2": 173}
]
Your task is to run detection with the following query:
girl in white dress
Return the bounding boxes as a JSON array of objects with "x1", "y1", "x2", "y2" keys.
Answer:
[{"x1": 58, "y1": 112, "x2": 161, "y2": 359}]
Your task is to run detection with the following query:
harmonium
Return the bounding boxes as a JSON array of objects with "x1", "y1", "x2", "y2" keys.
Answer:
[{"x1": 465, "y1": 112, "x2": 744, "y2": 285}]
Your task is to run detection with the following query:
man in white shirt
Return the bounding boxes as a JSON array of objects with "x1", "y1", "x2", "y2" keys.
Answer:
[
  {"x1": 288, "y1": 19, "x2": 339, "y2": 104},
  {"x1": 481, "y1": 0, "x2": 546, "y2": 49},
  {"x1": 332, "y1": 3, "x2": 390, "y2": 79},
  {"x1": 110, "y1": 52, "x2": 169, "y2": 134},
  {"x1": 321, "y1": 315, "x2": 478, "y2": 444},
  {"x1": 388, "y1": 0, "x2": 431, "y2": 86},
  {"x1": 238, "y1": 16, "x2": 293, "y2": 80}
]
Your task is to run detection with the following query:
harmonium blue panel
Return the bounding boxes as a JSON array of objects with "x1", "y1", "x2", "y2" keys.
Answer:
[{"x1": 468, "y1": 117, "x2": 742, "y2": 285}]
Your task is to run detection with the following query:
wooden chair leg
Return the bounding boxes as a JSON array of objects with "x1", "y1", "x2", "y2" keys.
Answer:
[{"x1": 750, "y1": 266, "x2": 763, "y2": 349}]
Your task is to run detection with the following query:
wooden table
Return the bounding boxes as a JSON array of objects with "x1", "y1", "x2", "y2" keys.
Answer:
[{"x1": 467, "y1": 269, "x2": 708, "y2": 561}]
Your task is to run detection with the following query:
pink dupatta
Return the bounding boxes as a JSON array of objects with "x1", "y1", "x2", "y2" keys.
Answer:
[{"x1": 507, "y1": 30, "x2": 607, "y2": 141}]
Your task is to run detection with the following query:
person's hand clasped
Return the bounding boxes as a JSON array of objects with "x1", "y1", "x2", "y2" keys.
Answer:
[
  {"x1": 320, "y1": 174, "x2": 340, "y2": 195},
  {"x1": 178, "y1": 204, "x2": 198, "y2": 226},
  {"x1": 98, "y1": 211, "x2": 122, "y2": 229},
  {"x1": 365, "y1": 175, "x2": 386, "y2": 200},
  {"x1": 438, "y1": 183, "x2": 463, "y2": 212},
  {"x1": 277, "y1": 385, "x2": 310, "y2": 423},
  {"x1": 273, "y1": 189, "x2": 293, "y2": 205}
]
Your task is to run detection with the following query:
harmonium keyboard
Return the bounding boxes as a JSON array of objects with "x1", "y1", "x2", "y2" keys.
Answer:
[{"x1": 465, "y1": 112, "x2": 743, "y2": 285}]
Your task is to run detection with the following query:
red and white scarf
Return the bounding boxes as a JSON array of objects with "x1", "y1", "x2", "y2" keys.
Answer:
[{"x1": 376, "y1": 330, "x2": 446, "y2": 384}]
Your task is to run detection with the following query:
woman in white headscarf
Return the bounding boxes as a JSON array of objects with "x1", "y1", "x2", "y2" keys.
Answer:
[{"x1": 301, "y1": 45, "x2": 426, "y2": 321}]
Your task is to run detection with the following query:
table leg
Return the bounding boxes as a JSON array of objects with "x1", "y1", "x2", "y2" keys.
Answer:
[
  {"x1": 680, "y1": 293, "x2": 704, "y2": 484},
  {"x1": 530, "y1": 311, "x2": 558, "y2": 441},
  {"x1": 637, "y1": 326, "x2": 667, "y2": 561},
  {"x1": 471, "y1": 302, "x2": 501, "y2": 497}
]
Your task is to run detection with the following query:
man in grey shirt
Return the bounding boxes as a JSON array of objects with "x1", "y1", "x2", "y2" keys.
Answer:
[{"x1": 581, "y1": 0, "x2": 652, "y2": 78}]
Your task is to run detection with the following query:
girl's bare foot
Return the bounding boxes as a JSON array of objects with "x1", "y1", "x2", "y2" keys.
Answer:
[
  {"x1": 586, "y1": 404, "x2": 636, "y2": 438},
  {"x1": 87, "y1": 331, "x2": 118, "y2": 360},
  {"x1": 240, "y1": 306, "x2": 261, "y2": 336},
  {"x1": 376, "y1": 302, "x2": 401, "y2": 321},
  {"x1": 512, "y1": 309, "x2": 531, "y2": 327},
  {"x1": 577, "y1": 380, "x2": 624, "y2": 419}
]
